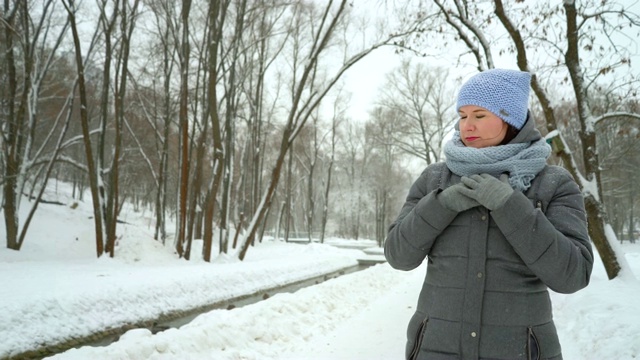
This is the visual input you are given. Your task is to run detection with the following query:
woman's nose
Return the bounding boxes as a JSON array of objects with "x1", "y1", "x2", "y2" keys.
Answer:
[{"x1": 460, "y1": 119, "x2": 474, "y2": 131}]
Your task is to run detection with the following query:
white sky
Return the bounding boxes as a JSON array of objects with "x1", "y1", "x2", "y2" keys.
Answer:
[
  {"x1": 340, "y1": 47, "x2": 469, "y2": 122},
  {"x1": 1, "y1": 182, "x2": 640, "y2": 359}
]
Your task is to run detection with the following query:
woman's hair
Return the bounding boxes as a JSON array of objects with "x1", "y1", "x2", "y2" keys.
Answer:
[{"x1": 499, "y1": 124, "x2": 520, "y2": 145}]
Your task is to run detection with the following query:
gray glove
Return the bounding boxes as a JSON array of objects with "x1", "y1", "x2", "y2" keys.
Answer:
[
  {"x1": 459, "y1": 173, "x2": 514, "y2": 210},
  {"x1": 437, "y1": 183, "x2": 481, "y2": 212}
]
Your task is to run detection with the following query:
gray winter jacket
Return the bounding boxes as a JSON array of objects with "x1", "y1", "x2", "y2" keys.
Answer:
[{"x1": 384, "y1": 116, "x2": 594, "y2": 360}]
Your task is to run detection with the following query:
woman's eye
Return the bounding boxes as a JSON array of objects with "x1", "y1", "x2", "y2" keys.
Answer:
[{"x1": 476, "y1": 115, "x2": 485, "y2": 119}]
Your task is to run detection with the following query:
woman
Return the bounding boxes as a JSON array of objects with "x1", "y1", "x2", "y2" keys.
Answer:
[{"x1": 384, "y1": 69, "x2": 594, "y2": 360}]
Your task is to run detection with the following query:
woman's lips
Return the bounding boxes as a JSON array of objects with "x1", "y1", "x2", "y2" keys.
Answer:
[{"x1": 465, "y1": 136, "x2": 479, "y2": 142}]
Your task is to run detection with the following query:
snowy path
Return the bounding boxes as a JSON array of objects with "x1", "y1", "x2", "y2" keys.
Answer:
[
  {"x1": 282, "y1": 264, "x2": 424, "y2": 359},
  {"x1": 45, "y1": 263, "x2": 426, "y2": 360}
]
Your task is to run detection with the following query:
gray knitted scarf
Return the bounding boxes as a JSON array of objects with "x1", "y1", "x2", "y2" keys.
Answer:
[{"x1": 444, "y1": 132, "x2": 551, "y2": 191}]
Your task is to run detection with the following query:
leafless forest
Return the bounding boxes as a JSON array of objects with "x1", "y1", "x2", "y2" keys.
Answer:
[{"x1": 1, "y1": 1, "x2": 639, "y2": 276}]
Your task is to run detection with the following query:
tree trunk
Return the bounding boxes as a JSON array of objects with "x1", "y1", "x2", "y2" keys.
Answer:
[
  {"x1": 176, "y1": 0, "x2": 192, "y2": 258},
  {"x1": 229, "y1": 212, "x2": 242, "y2": 249},
  {"x1": 2, "y1": 1, "x2": 28, "y2": 250},
  {"x1": 185, "y1": 129, "x2": 207, "y2": 260},
  {"x1": 239, "y1": 133, "x2": 291, "y2": 260},
  {"x1": 64, "y1": 0, "x2": 105, "y2": 257},
  {"x1": 284, "y1": 150, "x2": 293, "y2": 243},
  {"x1": 153, "y1": 10, "x2": 174, "y2": 244},
  {"x1": 562, "y1": 1, "x2": 621, "y2": 279},
  {"x1": 320, "y1": 118, "x2": 337, "y2": 244},
  {"x1": 106, "y1": 0, "x2": 140, "y2": 257},
  {"x1": 628, "y1": 181, "x2": 636, "y2": 244},
  {"x1": 97, "y1": 0, "x2": 117, "y2": 256},
  {"x1": 306, "y1": 154, "x2": 316, "y2": 243},
  {"x1": 202, "y1": 0, "x2": 226, "y2": 262},
  {"x1": 3, "y1": 158, "x2": 19, "y2": 250}
]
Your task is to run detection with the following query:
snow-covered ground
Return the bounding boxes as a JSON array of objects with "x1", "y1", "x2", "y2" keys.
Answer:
[{"x1": 1, "y1": 184, "x2": 640, "y2": 360}]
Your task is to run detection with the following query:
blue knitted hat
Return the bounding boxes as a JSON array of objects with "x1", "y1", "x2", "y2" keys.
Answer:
[{"x1": 456, "y1": 69, "x2": 532, "y2": 129}]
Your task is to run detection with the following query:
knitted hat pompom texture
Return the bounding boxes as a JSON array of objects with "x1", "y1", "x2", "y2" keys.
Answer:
[{"x1": 456, "y1": 69, "x2": 532, "y2": 130}]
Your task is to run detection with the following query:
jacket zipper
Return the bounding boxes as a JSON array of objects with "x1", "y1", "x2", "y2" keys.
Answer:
[
  {"x1": 527, "y1": 326, "x2": 541, "y2": 360},
  {"x1": 409, "y1": 317, "x2": 428, "y2": 360}
]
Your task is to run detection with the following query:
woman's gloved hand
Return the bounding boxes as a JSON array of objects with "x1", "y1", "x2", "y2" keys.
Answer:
[
  {"x1": 437, "y1": 183, "x2": 481, "y2": 212},
  {"x1": 459, "y1": 173, "x2": 514, "y2": 210}
]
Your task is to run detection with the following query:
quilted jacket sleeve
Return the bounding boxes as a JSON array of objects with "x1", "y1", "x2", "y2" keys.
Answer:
[
  {"x1": 490, "y1": 167, "x2": 594, "y2": 294},
  {"x1": 384, "y1": 165, "x2": 458, "y2": 271}
]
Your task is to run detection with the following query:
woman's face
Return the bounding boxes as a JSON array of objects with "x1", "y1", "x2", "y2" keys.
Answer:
[{"x1": 458, "y1": 105, "x2": 509, "y2": 148}]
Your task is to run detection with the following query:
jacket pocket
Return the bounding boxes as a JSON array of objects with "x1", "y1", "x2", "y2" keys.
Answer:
[
  {"x1": 528, "y1": 326, "x2": 541, "y2": 360},
  {"x1": 408, "y1": 317, "x2": 428, "y2": 360}
]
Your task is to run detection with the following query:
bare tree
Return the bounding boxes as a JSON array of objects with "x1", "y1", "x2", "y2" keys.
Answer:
[
  {"x1": 142, "y1": 0, "x2": 182, "y2": 244},
  {"x1": 557, "y1": 0, "x2": 637, "y2": 278},
  {"x1": 367, "y1": 107, "x2": 412, "y2": 245},
  {"x1": 319, "y1": 96, "x2": 346, "y2": 243},
  {"x1": 63, "y1": 0, "x2": 107, "y2": 257},
  {"x1": 105, "y1": 0, "x2": 141, "y2": 257},
  {"x1": 62, "y1": 0, "x2": 142, "y2": 258},
  {"x1": 334, "y1": 120, "x2": 370, "y2": 239},
  {"x1": 1, "y1": 1, "x2": 76, "y2": 250},
  {"x1": 174, "y1": 0, "x2": 192, "y2": 258},
  {"x1": 297, "y1": 116, "x2": 323, "y2": 242},
  {"x1": 94, "y1": 0, "x2": 118, "y2": 256},
  {"x1": 596, "y1": 109, "x2": 640, "y2": 242},
  {"x1": 377, "y1": 59, "x2": 455, "y2": 164}
]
